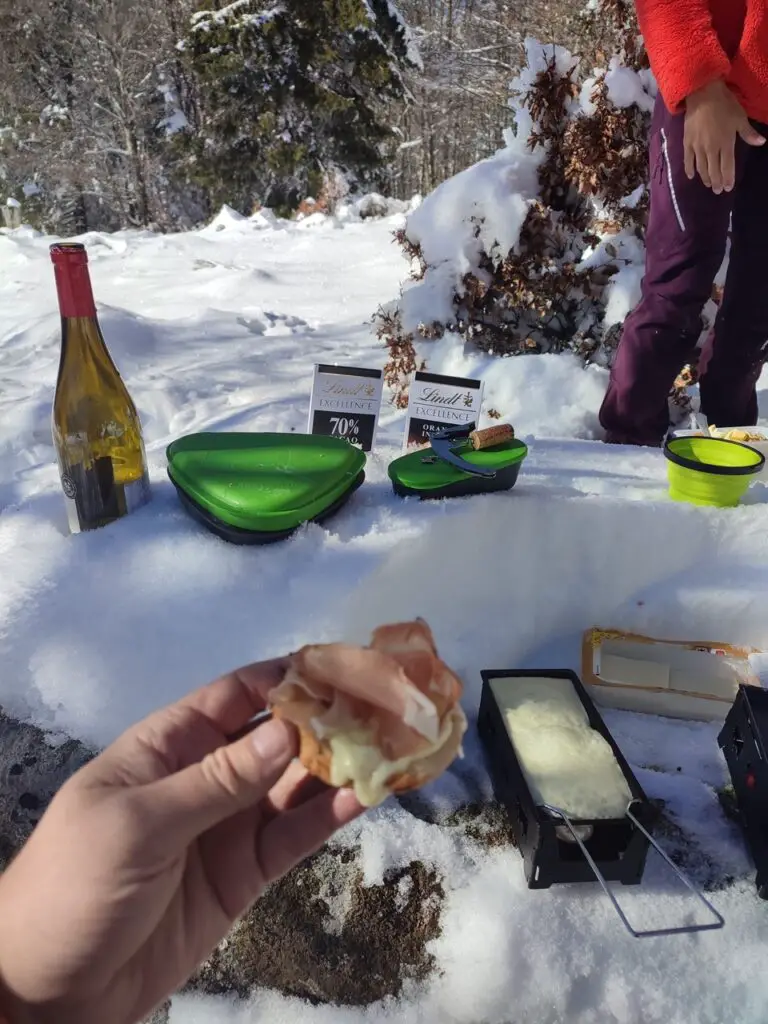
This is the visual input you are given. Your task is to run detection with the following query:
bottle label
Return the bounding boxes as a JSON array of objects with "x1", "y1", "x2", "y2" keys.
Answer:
[
  {"x1": 59, "y1": 458, "x2": 151, "y2": 533},
  {"x1": 60, "y1": 470, "x2": 82, "y2": 535}
]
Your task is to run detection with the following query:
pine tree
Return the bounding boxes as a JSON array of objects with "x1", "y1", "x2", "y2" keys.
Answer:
[{"x1": 179, "y1": 0, "x2": 417, "y2": 215}]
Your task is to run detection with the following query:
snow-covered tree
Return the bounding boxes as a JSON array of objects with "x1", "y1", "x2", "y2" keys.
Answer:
[{"x1": 178, "y1": 0, "x2": 418, "y2": 214}]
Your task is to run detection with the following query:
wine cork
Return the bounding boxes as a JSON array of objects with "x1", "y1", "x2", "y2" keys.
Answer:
[{"x1": 469, "y1": 424, "x2": 515, "y2": 450}]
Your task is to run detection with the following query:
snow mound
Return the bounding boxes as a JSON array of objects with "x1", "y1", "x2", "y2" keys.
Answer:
[
  {"x1": 200, "y1": 205, "x2": 251, "y2": 234},
  {"x1": 0, "y1": 224, "x2": 44, "y2": 241},
  {"x1": 197, "y1": 196, "x2": 419, "y2": 237},
  {"x1": 338, "y1": 193, "x2": 419, "y2": 222},
  {"x1": 604, "y1": 58, "x2": 657, "y2": 113},
  {"x1": 249, "y1": 207, "x2": 282, "y2": 230},
  {"x1": 399, "y1": 134, "x2": 543, "y2": 335}
]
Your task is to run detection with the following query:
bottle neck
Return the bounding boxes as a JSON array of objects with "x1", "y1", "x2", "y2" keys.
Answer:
[{"x1": 54, "y1": 260, "x2": 97, "y2": 319}]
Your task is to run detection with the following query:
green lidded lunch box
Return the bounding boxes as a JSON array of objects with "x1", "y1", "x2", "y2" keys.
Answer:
[
  {"x1": 167, "y1": 432, "x2": 366, "y2": 544},
  {"x1": 389, "y1": 423, "x2": 528, "y2": 500}
]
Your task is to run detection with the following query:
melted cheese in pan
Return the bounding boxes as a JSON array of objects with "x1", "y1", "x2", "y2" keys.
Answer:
[{"x1": 490, "y1": 676, "x2": 632, "y2": 820}]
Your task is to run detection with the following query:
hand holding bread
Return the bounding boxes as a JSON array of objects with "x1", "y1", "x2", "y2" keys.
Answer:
[{"x1": 268, "y1": 619, "x2": 468, "y2": 806}]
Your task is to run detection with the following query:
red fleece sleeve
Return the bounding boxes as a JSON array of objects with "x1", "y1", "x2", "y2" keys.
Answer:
[{"x1": 636, "y1": 0, "x2": 732, "y2": 113}]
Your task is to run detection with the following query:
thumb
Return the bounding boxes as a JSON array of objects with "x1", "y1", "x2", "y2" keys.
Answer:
[
  {"x1": 145, "y1": 717, "x2": 298, "y2": 842},
  {"x1": 738, "y1": 120, "x2": 766, "y2": 146}
]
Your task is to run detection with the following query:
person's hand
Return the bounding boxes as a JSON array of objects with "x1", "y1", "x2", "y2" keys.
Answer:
[
  {"x1": 684, "y1": 79, "x2": 765, "y2": 193},
  {"x1": 0, "y1": 659, "x2": 365, "y2": 1024}
]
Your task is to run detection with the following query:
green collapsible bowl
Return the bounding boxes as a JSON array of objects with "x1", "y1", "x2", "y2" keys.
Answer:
[
  {"x1": 167, "y1": 432, "x2": 366, "y2": 544},
  {"x1": 664, "y1": 435, "x2": 765, "y2": 507},
  {"x1": 389, "y1": 437, "x2": 528, "y2": 500}
]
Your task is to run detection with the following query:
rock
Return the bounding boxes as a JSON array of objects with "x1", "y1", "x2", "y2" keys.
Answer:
[
  {"x1": 650, "y1": 798, "x2": 738, "y2": 892},
  {"x1": 397, "y1": 794, "x2": 518, "y2": 849},
  {"x1": 0, "y1": 709, "x2": 95, "y2": 869},
  {"x1": 188, "y1": 845, "x2": 444, "y2": 1007},
  {"x1": 355, "y1": 194, "x2": 391, "y2": 219},
  {"x1": 443, "y1": 801, "x2": 518, "y2": 848},
  {"x1": 188, "y1": 800, "x2": 516, "y2": 1007}
]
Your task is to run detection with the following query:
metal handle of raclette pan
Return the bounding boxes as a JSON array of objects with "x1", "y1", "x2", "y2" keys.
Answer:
[
  {"x1": 429, "y1": 423, "x2": 515, "y2": 479},
  {"x1": 541, "y1": 801, "x2": 726, "y2": 939}
]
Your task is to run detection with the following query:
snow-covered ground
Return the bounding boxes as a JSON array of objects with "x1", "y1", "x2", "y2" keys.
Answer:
[{"x1": 3, "y1": 207, "x2": 768, "y2": 1023}]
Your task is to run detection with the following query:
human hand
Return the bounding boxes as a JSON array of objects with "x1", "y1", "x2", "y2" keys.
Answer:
[
  {"x1": 684, "y1": 80, "x2": 765, "y2": 193},
  {"x1": 0, "y1": 659, "x2": 365, "y2": 1024}
]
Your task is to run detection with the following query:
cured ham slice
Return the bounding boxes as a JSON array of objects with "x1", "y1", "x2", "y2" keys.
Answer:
[{"x1": 268, "y1": 618, "x2": 468, "y2": 807}]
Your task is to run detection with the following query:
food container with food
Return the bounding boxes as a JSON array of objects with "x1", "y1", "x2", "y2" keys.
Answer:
[
  {"x1": 478, "y1": 668, "x2": 725, "y2": 937},
  {"x1": 708, "y1": 426, "x2": 768, "y2": 481},
  {"x1": 478, "y1": 669, "x2": 653, "y2": 888},
  {"x1": 670, "y1": 424, "x2": 768, "y2": 482}
]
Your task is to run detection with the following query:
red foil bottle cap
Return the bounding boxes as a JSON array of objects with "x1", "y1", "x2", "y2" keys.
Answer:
[
  {"x1": 50, "y1": 242, "x2": 89, "y2": 263},
  {"x1": 50, "y1": 242, "x2": 96, "y2": 318}
]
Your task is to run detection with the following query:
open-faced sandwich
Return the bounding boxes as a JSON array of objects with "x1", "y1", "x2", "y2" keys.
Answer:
[{"x1": 268, "y1": 618, "x2": 468, "y2": 807}]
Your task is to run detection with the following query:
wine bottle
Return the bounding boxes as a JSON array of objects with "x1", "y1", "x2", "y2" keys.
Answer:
[{"x1": 50, "y1": 242, "x2": 151, "y2": 533}]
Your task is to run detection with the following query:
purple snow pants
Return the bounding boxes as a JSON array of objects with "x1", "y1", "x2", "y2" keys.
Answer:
[{"x1": 599, "y1": 94, "x2": 768, "y2": 446}]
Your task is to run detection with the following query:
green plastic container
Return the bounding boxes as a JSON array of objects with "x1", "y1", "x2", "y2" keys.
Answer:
[
  {"x1": 389, "y1": 437, "x2": 528, "y2": 500},
  {"x1": 167, "y1": 432, "x2": 366, "y2": 543},
  {"x1": 664, "y1": 435, "x2": 765, "y2": 507}
]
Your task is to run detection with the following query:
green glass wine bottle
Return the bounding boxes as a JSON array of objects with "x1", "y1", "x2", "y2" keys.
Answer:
[{"x1": 50, "y1": 242, "x2": 151, "y2": 533}]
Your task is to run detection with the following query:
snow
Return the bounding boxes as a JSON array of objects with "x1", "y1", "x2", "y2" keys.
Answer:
[
  {"x1": 399, "y1": 126, "x2": 543, "y2": 334},
  {"x1": 579, "y1": 57, "x2": 656, "y2": 118},
  {"x1": 581, "y1": 58, "x2": 659, "y2": 118},
  {"x1": 579, "y1": 228, "x2": 648, "y2": 329},
  {"x1": 337, "y1": 193, "x2": 418, "y2": 222},
  {"x1": 192, "y1": 0, "x2": 253, "y2": 28},
  {"x1": 520, "y1": 37, "x2": 579, "y2": 87},
  {"x1": 604, "y1": 58, "x2": 657, "y2": 114},
  {"x1": 157, "y1": 77, "x2": 190, "y2": 137},
  {"x1": 191, "y1": 0, "x2": 285, "y2": 35},
  {"x1": 3, "y1": 204, "x2": 768, "y2": 1022}
]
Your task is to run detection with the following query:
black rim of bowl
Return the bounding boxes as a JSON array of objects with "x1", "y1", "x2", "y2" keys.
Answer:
[{"x1": 664, "y1": 436, "x2": 766, "y2": 477}]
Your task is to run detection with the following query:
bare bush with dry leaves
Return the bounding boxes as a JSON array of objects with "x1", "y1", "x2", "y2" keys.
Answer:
[{"x1": 378, "y1": 0, "x2": 669, "y2": 409}]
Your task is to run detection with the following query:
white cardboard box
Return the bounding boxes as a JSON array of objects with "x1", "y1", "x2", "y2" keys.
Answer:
[{"x1": 582, "y1": 628, "x2": 763, "y2": 722}]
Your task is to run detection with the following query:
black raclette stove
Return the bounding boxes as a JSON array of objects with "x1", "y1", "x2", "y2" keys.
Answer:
[
  {"x1": 718, "y1": 684, "x2": 768, "y2": 899},
  {"x1": 478, "y1": 668, "x2": 726, "y2": 938},
  {"x1": 478, "y1": 669, "x2": 654, "y2": 888}
]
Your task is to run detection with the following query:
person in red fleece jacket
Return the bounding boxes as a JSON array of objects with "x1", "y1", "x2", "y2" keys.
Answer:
[{"x1": 600, "y1": 0, "x2": 768, "y2": 446}]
